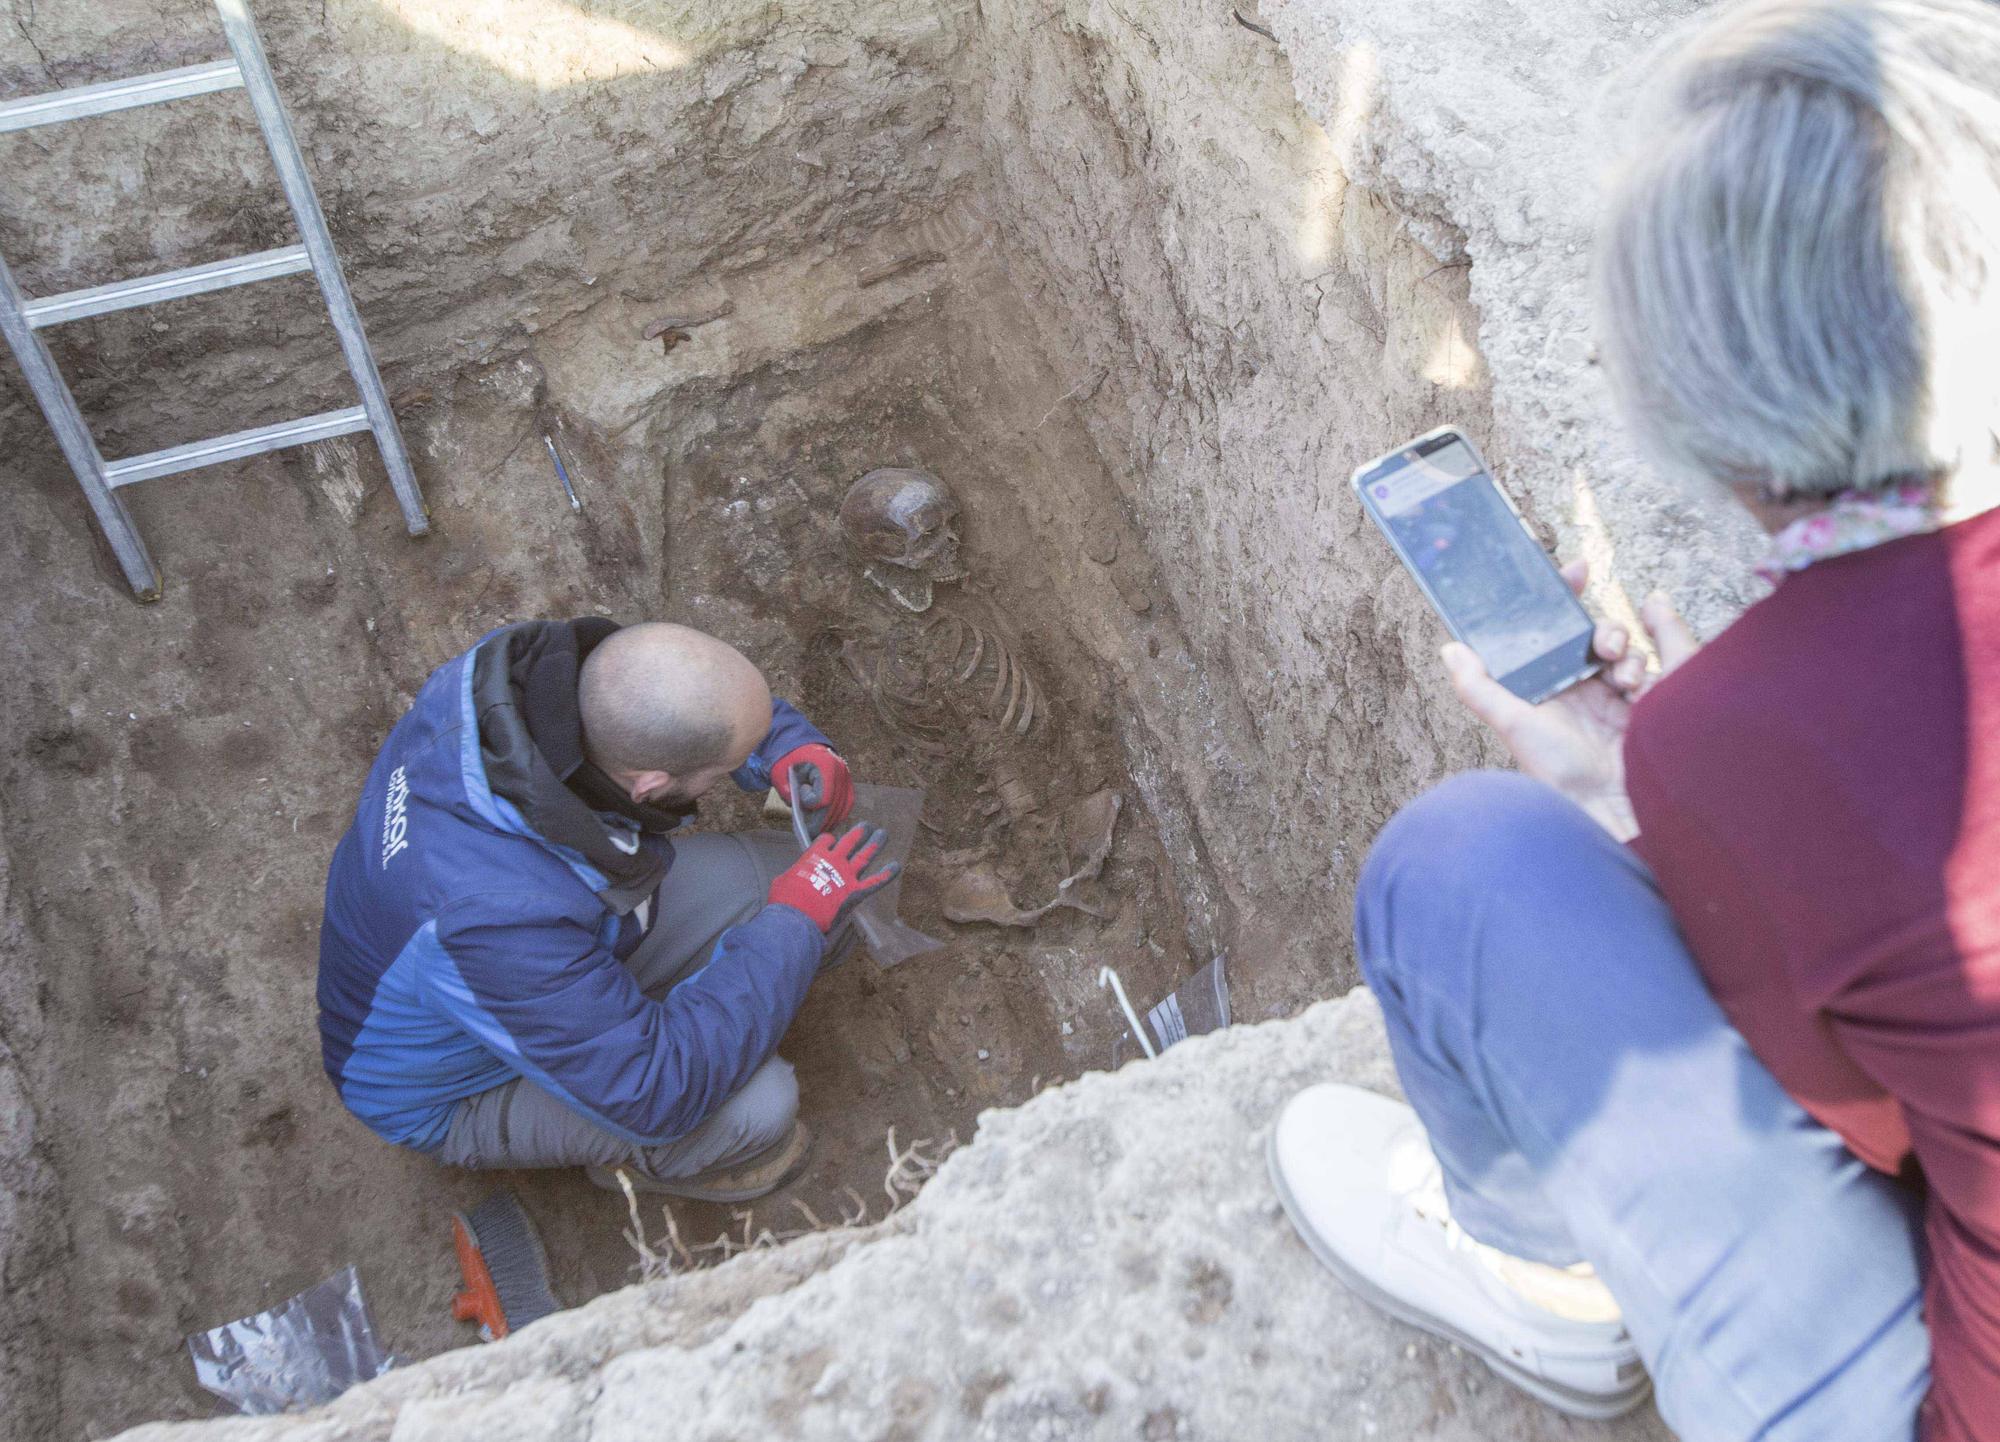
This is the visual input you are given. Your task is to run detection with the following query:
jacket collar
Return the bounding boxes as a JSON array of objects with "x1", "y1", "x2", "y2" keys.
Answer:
[{"x1": 470, "y1": 619, "x2": 682, "y2": 914}]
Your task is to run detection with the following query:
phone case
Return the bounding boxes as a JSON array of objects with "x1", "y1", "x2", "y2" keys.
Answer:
[{"x1": 1350, "y1": 427, "x2": 1598, "y2": 704}]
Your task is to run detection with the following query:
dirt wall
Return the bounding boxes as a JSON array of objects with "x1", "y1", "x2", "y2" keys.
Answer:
[
  {"x1": 964, "y1": 0, "x2": 1769, "y2": 1013},
  {"x1": 0, "y1": 814, "x2": 64, "y2": 1441},
  {"x1": 970, "y1": 1, "x2": 1501, "y2": 1013},
  {"x1": 0, "y1": 0, "x2": 974, "y2": 457}
]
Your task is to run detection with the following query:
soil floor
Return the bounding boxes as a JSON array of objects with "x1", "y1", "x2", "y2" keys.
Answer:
[{"x1": 0, "y1": 269, "x2": 1267, "y2": 1434}]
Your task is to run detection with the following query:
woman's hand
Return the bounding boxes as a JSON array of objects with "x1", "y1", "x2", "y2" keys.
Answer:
[{"x1": 1439, "y1": 560, "x2": 1699, "y2": 841}]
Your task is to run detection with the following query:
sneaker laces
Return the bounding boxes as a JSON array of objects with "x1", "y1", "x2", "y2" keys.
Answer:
[{"x1": 1392, "y1": 1132, "x2": 1625, "y2": 1326}]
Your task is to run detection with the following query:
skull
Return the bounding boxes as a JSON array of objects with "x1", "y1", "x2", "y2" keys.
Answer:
[{"x1": 839, "y1": 467, "x2": 966, "y2": 612}]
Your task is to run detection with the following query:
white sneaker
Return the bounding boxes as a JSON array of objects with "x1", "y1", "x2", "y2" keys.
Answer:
[{"x1": 1268, "y1": 1083, "x2": 1651, "y2": 1420}]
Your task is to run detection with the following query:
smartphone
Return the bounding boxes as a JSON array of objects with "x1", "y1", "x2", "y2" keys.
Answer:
[{"x1": 1352, "y1": 426, "x2": 1598, "y2": 704}]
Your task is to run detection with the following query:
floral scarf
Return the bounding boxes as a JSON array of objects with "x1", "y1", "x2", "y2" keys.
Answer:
[{"x1": 1756, "y1": 482, "x2": 1944, "y2": 584}]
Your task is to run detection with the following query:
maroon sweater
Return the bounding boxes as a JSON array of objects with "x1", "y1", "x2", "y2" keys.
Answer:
[{"x1": 1625, "y1": 504, "x2": 2000, "y2": 1441}]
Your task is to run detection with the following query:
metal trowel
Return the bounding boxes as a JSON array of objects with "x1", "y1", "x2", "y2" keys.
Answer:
[{"x1": 771, "y1": 771, "x2": 944, "y2": 968}]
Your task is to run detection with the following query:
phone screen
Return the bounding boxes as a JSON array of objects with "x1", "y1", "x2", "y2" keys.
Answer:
[{"x1": 1358, "y1": 434, "x2": 1596, "y2": 702}]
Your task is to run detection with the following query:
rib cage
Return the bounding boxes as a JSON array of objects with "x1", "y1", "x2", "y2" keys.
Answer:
[{"x1": 923, "y1": 613, "x2": 1041, "y2": 735}]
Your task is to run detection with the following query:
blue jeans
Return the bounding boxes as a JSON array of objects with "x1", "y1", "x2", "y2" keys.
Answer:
[{"x1": 1357, "y1": 772, "x2": 1929, "y2": 1441}]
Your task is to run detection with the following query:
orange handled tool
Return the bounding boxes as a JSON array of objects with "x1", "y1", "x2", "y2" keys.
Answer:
[{"x1": 450, "y1": 1191, "x2": 559, "y2": 1341}]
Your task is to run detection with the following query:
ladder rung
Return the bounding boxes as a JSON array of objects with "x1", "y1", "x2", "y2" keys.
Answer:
[
  {"x1": 0, "y1": 60, "x2": 243, "y2": 135},
  {"x1": 105, "y1": 406, "x2": 371, "y2": 489},
  {"x1": 25, "y1": 245, "x2": 312, "y2": 329}
]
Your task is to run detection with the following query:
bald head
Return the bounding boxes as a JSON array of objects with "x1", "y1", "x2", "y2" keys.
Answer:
[{"x1": 578, "y1": 624, "x2": 771, "y2": 795}]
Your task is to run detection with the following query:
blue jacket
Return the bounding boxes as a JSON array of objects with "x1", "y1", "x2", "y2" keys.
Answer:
[{"x1": 317, "y1": 619, "x2": 830, "y2": 1152}]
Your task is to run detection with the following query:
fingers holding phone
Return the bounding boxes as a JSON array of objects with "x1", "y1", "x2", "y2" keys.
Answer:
[
  {"x1": 1558, "y1": 562, "x2": 1633, "y2": 692},
  {"x1": 1353, "y1": 429, "x2": 1599, "y2": 705},
  {"x1": 1438, "y1": 640, "x2": 1536, "y2": 737},
  {"x1": 1561, "y1": 559, "x2": 1698, "y2": 702},
  {"x1": 1352, "y1": 429, "x2": 1703, "y2": 841},
  {"x1": 1642, "y1": 589, "x2": 1701, "y2": 672}
]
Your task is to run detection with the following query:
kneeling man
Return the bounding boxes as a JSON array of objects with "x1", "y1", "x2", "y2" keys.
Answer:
[{"x1": 317, "y1": 618, "x2": 893, "y2": 1202}]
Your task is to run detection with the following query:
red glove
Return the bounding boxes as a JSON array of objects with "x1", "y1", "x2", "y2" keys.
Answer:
[
  {"x1": 772, "y1": 743, "x2": 854, "y2": 832},
  {"x1": 768, "y1": 824, "x2": 899, "y2": 934}
]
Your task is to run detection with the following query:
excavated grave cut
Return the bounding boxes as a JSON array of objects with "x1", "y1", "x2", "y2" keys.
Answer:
[{"x1": 0, "y1": 4, "x2": 1499, "y2": 1435}]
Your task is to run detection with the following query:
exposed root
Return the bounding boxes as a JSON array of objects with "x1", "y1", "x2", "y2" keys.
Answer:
[
  {"x1": 883, "y1": 1127, "x2": 952, "y2": 1211},
  {"x1": 614, "y1": 1168, "x2": 675, "y2": 1276},
  {"x1": 620, "y1": 1129, "x2": 959, "y2": 1282}
]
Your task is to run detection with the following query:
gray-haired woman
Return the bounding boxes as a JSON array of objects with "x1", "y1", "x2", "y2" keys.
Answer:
[{"x1": 1271, "y1": 2, "x2": 2000, "y2": 1438}]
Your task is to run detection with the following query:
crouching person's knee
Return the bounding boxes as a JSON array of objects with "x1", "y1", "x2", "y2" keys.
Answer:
[
  {"x1": 1363, "y1": 771, "x2": 1577, "y2": 897},
  {"x1": 1356, "y1": 771, "x2": 1598, "y2": 990},
  {"x1": 730, "y1": 1055, "x2": 799, "y2": 1156}
]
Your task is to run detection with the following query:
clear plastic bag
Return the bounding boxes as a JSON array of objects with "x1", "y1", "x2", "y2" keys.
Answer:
[
  {"x1": 784, "y1": 779, "x2": 943, "y2": 968},
  {"x1": 846, "y1": 782, "x2": 944, "y2": 967},
  {"x1": 186, "y1": 1265, "x2": 394, "y2": 1415},
  {"x1": 1145, "y1": 953, "x2": 1232, "y2": 1049}
]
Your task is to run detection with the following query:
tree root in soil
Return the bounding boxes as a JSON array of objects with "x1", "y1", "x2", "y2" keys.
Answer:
[{"x1": 617, "y1": 1129, "x2": 958, "y2": 1281}]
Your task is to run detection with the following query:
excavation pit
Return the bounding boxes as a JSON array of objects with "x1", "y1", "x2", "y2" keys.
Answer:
[{"x1": 0, "y1": 4, "x2": 1524, "y2": 1435}]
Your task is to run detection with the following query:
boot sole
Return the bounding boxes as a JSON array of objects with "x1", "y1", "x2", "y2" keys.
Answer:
[{"x1": 1267, "y1": 1128, "x2": 1653, "y2": 1422}]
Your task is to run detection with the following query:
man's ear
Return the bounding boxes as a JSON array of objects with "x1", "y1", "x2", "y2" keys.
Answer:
[{"x1": 625, "y1": 769, "x2": 676, "y2": 803}]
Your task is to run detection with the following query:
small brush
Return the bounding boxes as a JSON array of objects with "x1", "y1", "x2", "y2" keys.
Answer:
[{"x1": 451, "y1": 1190, "x2": 560, "y2": 1340}]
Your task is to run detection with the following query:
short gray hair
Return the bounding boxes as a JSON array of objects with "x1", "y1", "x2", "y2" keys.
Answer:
[
  {"x1": 1596, "y1": 0, "x2": 2000, "y2": 498},
  {"x1": 578, "y1": 622, "x2": 767, "y2": 777}
]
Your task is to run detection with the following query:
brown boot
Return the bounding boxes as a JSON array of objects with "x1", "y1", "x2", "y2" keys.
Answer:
[{"x1": 587, "y1": 1122, "x2": 813, "y2": 1204}]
